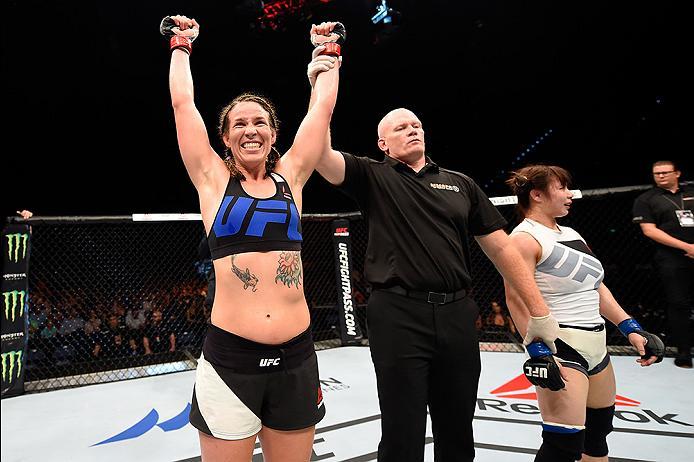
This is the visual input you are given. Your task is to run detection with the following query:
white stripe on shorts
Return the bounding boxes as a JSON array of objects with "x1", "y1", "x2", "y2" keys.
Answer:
[{"x1": 195, "y1": 355, "x2": 262, "y2": 440}]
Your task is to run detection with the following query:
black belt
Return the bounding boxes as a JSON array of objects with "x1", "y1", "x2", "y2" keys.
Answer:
[
  {"x1": 378, "y1": 285, "x2": 468, "y2": 304},
  {"x1": 559, "y1": 323, "x2": 605, "y2": 332}
]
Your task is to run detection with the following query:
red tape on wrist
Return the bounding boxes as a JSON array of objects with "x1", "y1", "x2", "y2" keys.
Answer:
[
  {"x1": 170, "y1": 35, "x2": 192, "y2": 55},
  {"x1": 319, "y1": 42, "x2": 341, "y2": 57}
]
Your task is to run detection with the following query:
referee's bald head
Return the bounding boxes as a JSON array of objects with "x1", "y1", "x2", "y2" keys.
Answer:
[{"x1": 377, "y1": 108, "x2": 419, "y2": 139}]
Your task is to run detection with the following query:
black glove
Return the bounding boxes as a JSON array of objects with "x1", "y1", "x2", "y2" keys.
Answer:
[
  {"x1": 618, "y1": 318, "x2": 664, "y2": 363},
  {"x1": 310, "y1": 22, "x2": 347, "y2": 57},
  {"x1": 159, "y1": 16, "x2": 178, "y2": 37},
  {"x1": 160, "y1": 15, "x2": 199, "y2": 55},
  {"x1": 524, "y1": 341, "x2": 565, "y2": 391}
]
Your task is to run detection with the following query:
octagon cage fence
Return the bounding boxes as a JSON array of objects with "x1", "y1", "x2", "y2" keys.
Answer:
[{"x1": 3, "y1": 182, "x2": 690, "y2": 394}]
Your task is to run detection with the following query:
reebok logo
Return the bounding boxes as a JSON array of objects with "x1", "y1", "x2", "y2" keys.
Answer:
[
  {"x1": 93, "y1": 404, "x2": 191, "y2": 446},
  {"x1": 259, "y1": 358, "x2": 281, "y2": 367},
  {"x1": 491, "y1": 373, "x2": 640, "y2": 406},
  {"x1": 484, "y1": 373, "x2": 692, "y2": 427}
]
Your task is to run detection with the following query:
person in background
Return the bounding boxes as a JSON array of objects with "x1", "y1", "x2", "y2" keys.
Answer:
[{"x1": 633, "y1": 160, "x2": 693, "y2": 368}]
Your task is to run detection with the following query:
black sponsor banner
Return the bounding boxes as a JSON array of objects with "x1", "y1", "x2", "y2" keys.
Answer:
[
  {"x1": 331, "y1": 219, "x2": 362, "y2": 345},
  {"x1": 2, "y1": 224, "x2": 30, "y2": 398}
]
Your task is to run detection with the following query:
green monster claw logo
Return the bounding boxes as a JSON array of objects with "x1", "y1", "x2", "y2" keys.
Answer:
[
  {"x1": 2, "y1": 291, "x2": 27, "y2": 322},
  {"x1": 1, "y1": 350, "x2": 23, "y2": 383},
  {"x1": 6, "y1": 233, "x2": 29, "y2": 263}
]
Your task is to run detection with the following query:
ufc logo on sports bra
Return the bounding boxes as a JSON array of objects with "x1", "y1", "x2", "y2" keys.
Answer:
[
  {"x1": 259, "y1": 358, "x2": 281, "y2": 367},
  {"x1": 537, "y1": 244, "x2": 604, "y2": 288},
  {"x1": 213, "y1": 196, "x2": 301, "y2": 240}
]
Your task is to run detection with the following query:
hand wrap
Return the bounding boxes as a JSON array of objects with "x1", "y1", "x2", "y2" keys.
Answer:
[{"x1": 523, "y1": 314, "x2": 560, "y2": 354}]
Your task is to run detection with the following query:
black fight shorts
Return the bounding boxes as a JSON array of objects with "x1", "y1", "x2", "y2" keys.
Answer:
[{"x1": 189, "y1": 324, "x2": 325, "y2": 440}]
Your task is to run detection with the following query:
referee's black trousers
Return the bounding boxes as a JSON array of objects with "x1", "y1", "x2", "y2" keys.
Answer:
[
  {"x1": 657, "y1": 261, "x2": 694, "y2": 358},
  {"x1": 367, "y1": 289, "x2": 481, "y2": 462}
]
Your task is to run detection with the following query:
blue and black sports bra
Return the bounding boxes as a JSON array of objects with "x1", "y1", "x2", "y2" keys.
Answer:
[{"x1": 207, "y1": 172, "x2": 302, "y2": 260}]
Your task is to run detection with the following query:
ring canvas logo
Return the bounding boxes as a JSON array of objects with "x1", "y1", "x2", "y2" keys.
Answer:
[
  {"x1": 5, "y1": 233, "x2": 29, "y2": 263},
  {"x1": 3, "y1": 290, "x2": 27, "y2": 322},
  {"x1": 483, "y1": 373, "x2": 692, "y2": 427},
  {"x1": 93, "y1": 404, "x2": 191, "y2": 446},
  {"x1": 98, "y1": 377, "x2": 353, "y2": 446},
  {"x1": 490, "y1": 373, "x2": 640, "y2": 406},
  {"x1": 1, "y1": 350, "x2": 23, "y2": 385}
]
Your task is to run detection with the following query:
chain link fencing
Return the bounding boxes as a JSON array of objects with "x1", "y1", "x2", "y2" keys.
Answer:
[{"x1": 6, "y1": 184, "x2": 688, "y2": 393}]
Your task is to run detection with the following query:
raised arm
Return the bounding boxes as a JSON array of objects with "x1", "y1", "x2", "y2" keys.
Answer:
[
  {"x1": 164, "y1": 15, "x2": 224, "y2": 191},
  {"x1": 315, "y1": 123, "x2": 346, "y2": 186},
  {"x1": 303, "y1": 24, "x2": 346, "y2": 186},
  {"x1": 279, "y1": 22, "x2": 342, "y2": 189}
]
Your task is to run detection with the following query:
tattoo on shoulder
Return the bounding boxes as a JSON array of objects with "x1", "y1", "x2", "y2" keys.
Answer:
[
  {"x1": 275, "y1": 251, "x2": 302, "y2": 289},
  {"x1": 231, "y1": 255, "x2": 259, "y2": 292}
]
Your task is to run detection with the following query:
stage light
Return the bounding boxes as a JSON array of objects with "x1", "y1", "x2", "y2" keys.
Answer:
[{"x1": 372, "y1": 0, "x2": 398, "y2": 25}]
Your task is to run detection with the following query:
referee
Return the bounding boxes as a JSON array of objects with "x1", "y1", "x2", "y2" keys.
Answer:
[
  {"x1": 633, "y1": 160, "x2": 694, "y2": 368},
  {"x1": 315, "y1": 107, "x2": 559, "y2": 462}
]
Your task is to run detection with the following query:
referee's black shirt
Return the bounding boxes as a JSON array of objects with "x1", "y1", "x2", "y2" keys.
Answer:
[
  {"x1": 338, "y1": 152, "x2": 507, "y2": 292},
  {"x1": 632, "y1": 184, "x2": 694, "y2": 265}
]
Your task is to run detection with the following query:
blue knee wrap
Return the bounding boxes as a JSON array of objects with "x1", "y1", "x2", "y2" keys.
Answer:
[{"x1": 584, "y1": 405, "x2": 614, "y2": 457}]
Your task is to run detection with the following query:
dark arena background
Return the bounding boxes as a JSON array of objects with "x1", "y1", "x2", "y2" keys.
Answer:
[{"x1": 2, "y1": 1, "x2": 693, "y2": 461}]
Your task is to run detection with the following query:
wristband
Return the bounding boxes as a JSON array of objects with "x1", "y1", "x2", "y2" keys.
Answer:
[
  {"x1": 618, "y1": 318, "x2": 643, "y2": 337},
  {"x1": 312, "y1": 22, "x2": 346, "y2": 57},
  {"x1": 170, "y1": 35, "x2": 192, "y2": 55},
  {"x1": 320, "y1": 42, "x2": 341, "y2": 57},
  {"x1": 526, "y1": 341, "x2": 552, "y2": 358}
]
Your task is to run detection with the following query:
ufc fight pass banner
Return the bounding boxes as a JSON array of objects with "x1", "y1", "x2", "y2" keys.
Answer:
[
  {"x1": 332, "y1": 219, "x2": 363, "y2": 345},
  {"x1": 2, "y1": 224, "x2": 30, "y2": 398}
]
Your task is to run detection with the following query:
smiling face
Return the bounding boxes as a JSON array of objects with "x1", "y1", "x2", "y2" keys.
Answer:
[
  {"x1": 531, "y1": 178, "x2": 574, "y2": 218},
  {"x1": 377, "y1": 108, "x2": 426, "y2": 163},
  {"x1": 222, "y1": 101, "x2": 277, "y2": 171}
]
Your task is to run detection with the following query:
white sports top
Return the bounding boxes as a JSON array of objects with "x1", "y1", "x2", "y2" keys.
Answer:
[{"x1": 511, "y1": 218, "x2": 605, "y2": 327}]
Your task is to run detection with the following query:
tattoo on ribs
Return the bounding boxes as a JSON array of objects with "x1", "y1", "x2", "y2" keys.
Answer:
[
  {"x1": 275, "y1": 251, "x2": 302, "y2": 289},
  {"x1": 231, "y1": 256, "x2": 259, "y2": 292}
]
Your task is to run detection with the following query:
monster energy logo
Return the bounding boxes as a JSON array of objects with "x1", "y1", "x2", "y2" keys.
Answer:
[
  {"x1": 6, "y1": 233, "x2": 28, "y2": 263},
  {"x1": 2, "y1": 291, "x2": 27, "y2": 322},
  {"x1": 1, "y1": 350, "x2": 23, "y2": 383}
]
